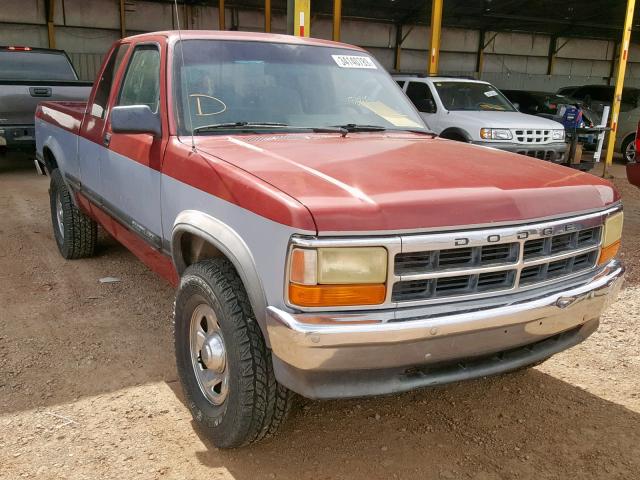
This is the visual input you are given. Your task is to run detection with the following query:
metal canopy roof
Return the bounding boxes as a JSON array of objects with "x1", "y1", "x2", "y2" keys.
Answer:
[{"x1": 163, "y1": 0, "x2": 637, "y2": 42}]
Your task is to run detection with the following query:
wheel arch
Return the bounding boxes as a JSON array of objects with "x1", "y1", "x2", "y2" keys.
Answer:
[
  {"x1": 171, "y1": 210, "x2": 269, "y2": 340},
  {"x1": 439, "y1": 127, "x2": 472, "y2": 142}
]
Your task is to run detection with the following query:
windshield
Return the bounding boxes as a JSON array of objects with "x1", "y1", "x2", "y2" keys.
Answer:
[
  {"x1": 0, "y1": 51, "x2": 77, "y2": 81},
  {"x1": 173, "y1": 40, "x2": 427, "y2": 135},
  {"x1": 433, "y1": 81, "x2": 515, "y2": 112}
]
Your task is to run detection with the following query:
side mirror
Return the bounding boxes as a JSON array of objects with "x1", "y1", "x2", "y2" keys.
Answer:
[
  {"x1": 417, "y1": 98, "x2": 436, "y2": 113},
  {"x1": 111, "y1": 105, "x2": 161, "y2": 137}
]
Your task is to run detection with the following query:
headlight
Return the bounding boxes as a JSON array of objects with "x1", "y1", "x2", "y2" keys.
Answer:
[
  {"x1": 552, "y1": 129, "x2": 565, "y2": 141},
  {"x1": 480, "y1": 128, "x2": 512, "y2": 140},
  {"x1": 599, "y1": 211, "x2": 623, "y2": 265},
  {"x1": 288, "y1": 247, "x2": 387, "y2": 307}
]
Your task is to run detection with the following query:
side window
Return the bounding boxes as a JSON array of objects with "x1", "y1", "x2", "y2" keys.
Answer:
[
  {"x1": 117, "y1": 45, "x2": 161, "y2": 114},
  {"x1": 395, "y1": 80, "x2": 405, "y2": 89},
  {"x1": 406, "y1": 81, "x2": 436, "y2": 113},
  {"x1": 90, "y1": 44, "x2": 129, "y2": 118}
]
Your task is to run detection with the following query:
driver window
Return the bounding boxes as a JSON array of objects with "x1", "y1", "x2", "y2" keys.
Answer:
[
  {"x1": 407, "y1": 82, "x2": 436, "y2": 113},
  {"x1": 117, "y1": 45, "x2": 160, "y2": 113}
]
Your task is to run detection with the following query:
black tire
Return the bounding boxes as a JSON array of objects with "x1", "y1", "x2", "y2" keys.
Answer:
[
  {"x1": 49, "y1": 168, "x2": 98, "y2": 259},
  {"x1": 174, "y1": 258, "x2": 294, "y2": 448},
  {"x1": 621, "y1": 134, "x2": 636, "y2": 164}
]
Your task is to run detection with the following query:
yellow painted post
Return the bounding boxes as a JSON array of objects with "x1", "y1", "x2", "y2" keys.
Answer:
[
  {"x1": 119, "y1": 0, "x2": 126, "y2": 38},
  {"x1": 333, "y1": 0, "x2": 342, "y2": 41},
  {"x1": 46, "y1": 0, "x2": 56, "y2": 48},
  {"x1": 294, "y1": 0, "x2": 311, "y2": 37},
  {"x1": 428, "y1": 0, "x2": 443, "y2": 75},
  {"x1": 604, "y1": 0, "x2": 636, "y2": 174},
  {"x1": 265, "y1": 0, "x2": 271, "y2": 32},
  {"x1": 219, "y1": 0, "x2": 225, "y2": 30}
]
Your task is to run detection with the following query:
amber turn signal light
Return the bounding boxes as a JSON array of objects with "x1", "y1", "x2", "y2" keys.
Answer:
[
  {"x1": 288, "y1": 283, "x2": 386, "y2": 307},
  {"x1": 598, "y1": 240, "x2": 621, "y2": 265}
]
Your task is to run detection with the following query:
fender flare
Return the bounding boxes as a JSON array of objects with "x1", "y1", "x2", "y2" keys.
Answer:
[
  {"x1": 171, "y1": 210, "x2": 269, "y2": 337},
  {"x1": 439, "y1": 127, "x2": 472, "y2": 142}
]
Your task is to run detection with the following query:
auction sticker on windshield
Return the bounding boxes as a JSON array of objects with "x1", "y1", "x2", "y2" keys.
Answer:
[{"x1": 332, "y1": 55, "x2": 377, "y2": 69}]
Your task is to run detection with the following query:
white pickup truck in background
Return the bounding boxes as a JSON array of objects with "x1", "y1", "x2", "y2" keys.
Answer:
[{"x1": 394, "y1": 75, "x2": 568, "y2": 163}]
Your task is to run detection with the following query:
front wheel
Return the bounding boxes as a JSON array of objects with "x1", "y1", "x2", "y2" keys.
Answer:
[{"x1": 174, "y1": 258, "x2": 294, "y2": 448}]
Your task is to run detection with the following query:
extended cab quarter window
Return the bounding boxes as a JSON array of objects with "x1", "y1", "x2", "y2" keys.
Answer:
[
  {"x1": 118, "y1": 45, "x2": 161, "y2": 113},
  {"x1": 90, "y1": 44, "x2": 129, "y2": 118}
]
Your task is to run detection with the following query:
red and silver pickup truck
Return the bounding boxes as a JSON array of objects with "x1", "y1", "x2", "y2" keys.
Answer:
[{"x1": 35, "y1": 31, "x2": 624, "y2": 448}]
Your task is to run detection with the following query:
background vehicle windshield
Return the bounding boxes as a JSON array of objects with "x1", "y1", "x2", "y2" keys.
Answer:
[
  {"x1": 173, "y1": 40, "x2": 427, "y2": 134},
  {"x1": 0, "y1": 51, "x2": 77, "y2": 80},
  {"x1": 434, "y1": 81, "x2": 515, "y2": 112}
]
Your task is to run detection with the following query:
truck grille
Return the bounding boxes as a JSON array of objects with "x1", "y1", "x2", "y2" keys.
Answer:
[
  {"x1": 514, "y1": 129, "x2": 551, "y2": 143},
  {"x1": 391, "y1": 221, "x2": 604, "y2": 304}
]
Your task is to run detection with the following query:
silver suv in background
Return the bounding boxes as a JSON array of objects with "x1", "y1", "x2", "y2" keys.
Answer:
[{"x1": 394, "y1": 75, "x2": 567, "y2": 163}]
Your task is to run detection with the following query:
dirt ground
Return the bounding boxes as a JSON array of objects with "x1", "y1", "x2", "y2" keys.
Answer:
[{"x1": 1, "y1": 154, "x2": 640, "y2": 480}]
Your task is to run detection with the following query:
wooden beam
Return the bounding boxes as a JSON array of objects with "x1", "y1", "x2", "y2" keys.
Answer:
[
  {"x1": 265, "y1": 0, "x2": 271, "y2": 32},
  {"x1": 119, "y1": 0, "x2": 126, "y2": 38},
  {"x1": 46, "y1": 0, "x2": 56, "y2": 48},
  {"x1": 219, "y1": 0, "x2": 225, "y2": 30},
  {"x1": 332, "y1": 0, "x2": 342, "y2": 41},
  {"x1": 547, "y1": 36, "x2": 557, "y2": 75},
  {"x1": 428, "y1": 0, "x2": 443, "y2": 75},
  {"x1": 476, "y1": 29, "x2": 485, "y2": 75},
  {"x1": 394, "y1": 24, "x2": 402, "y2": 71},
  {"x1": 604, "y1": 0, "x2": 636, "y2": 173}
]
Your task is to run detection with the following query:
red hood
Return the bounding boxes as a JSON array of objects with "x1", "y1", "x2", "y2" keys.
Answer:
[{"x1": 194, "y1": 133, "x2": 619, "y2": 233}]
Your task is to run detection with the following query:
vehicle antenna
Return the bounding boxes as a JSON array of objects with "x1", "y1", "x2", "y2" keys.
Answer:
[{"x1": 173, "y1": 0, "x2": 196, "y2": 152}]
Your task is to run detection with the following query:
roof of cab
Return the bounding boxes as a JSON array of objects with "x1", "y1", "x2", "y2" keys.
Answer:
[{"x1": 121, "y1": 30, "x2": 365, "y2": 51}]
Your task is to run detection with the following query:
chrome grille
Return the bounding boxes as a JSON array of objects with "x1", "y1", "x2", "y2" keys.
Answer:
[
  {"x1": 392, "y1": 222, "x2": 604, "y2": 304},
  {"x1": 514, "y1": 129, "x2": 551, "y2": 143}
]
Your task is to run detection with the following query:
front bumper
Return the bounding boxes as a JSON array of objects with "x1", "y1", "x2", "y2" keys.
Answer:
[
  {"x1": 472, "y1": 140, "x2": 567, "y2": 162},
  {"x1": 0, "y1": 125, "x2": 36, "y2": 150},
  {"x1": 267, "y1": 260, "x2": 624, "y2": 399}
]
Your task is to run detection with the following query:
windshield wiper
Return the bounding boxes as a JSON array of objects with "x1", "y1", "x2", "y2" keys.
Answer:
[
  {"x1": 193, "y1": 122, "x2": 347, "y2": 135},
  {"x1": 193, "y1": 122, "x2": 289, "y2": 133},
  {"x1": 332, "y1": 123, "x2": 388, "y2": 133}
]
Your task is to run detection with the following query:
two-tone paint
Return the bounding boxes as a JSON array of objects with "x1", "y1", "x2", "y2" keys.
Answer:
[{"x1": 35, "y1": 31, "x2": 624, "y2": 398}]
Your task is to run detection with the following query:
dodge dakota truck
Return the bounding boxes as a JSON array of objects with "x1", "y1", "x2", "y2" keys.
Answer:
[
  {"x1": 35, "y1": 31, "x2": 625, "y2": 448},
  {"x1": 0, "y1": 46, "x2": 92, "y2": 153}
]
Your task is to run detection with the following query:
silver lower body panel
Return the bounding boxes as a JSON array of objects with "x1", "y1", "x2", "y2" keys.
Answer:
[{"x1": 266, "y1": 260, "x2": 624, "y2": 399}]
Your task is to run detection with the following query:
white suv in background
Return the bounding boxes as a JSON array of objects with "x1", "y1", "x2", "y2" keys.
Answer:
[{"x1": 394, "y1": 75, "x2": 567, "y2": 162}]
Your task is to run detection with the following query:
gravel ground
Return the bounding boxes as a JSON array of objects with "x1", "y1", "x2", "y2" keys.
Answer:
[{"x1": 1, "y1": 155, "x2": 639, "y2": 480}]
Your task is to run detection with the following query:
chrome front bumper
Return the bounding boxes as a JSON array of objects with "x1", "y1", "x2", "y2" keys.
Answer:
[{"x1": 267, "y1": 260, "x2": 624, "y2": 399}]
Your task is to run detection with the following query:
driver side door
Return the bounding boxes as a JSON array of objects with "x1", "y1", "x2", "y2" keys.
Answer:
[{"x1": 101, "y1": 41, "x2": 167, "y2": 249}]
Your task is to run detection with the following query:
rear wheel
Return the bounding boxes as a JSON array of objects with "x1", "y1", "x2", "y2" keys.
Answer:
[
  {"x1": 622, "y1": 134, "x2": 636, "y2": 164},
  {"x1": 174, "y1": 258, "x2": 294, "y2": 448},
  {"x1": 49, "y1": 169, "x2": 97, "y2": 259}
]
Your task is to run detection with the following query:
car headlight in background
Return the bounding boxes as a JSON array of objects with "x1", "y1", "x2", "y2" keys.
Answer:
[
  {"x1": 599, "y1": 211, "x2": 623, "y2": 265},
  {"x1": 552, "y1": 129, "x2": 565, "y2": 141},
  {"x1": 480, "y1": 128, "x2": 513, "y2": 140},
  {"x1": 288, "y1": 247, "x2": 387, "y2": 307}
]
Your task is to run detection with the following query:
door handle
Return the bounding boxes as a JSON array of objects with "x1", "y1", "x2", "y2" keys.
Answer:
[
  {"x1": 103, "y1": 133, "x2": 111, "y2": 147},
  {"x1": 29, "y1": 87, "x2": 52, "y2": 97}
]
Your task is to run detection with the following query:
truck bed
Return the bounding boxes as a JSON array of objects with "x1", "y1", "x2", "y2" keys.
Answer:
[{"x1": 36, "y1": 101, "x2": 88, "y2": 135}]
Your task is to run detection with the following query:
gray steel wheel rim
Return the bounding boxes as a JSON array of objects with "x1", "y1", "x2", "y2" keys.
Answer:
[
  {"x1": 189, "y1": 303, "x2": 229, "y2": 405},
  {"x1": 626, "y1": 140, "x2": 636, "y2": 162},
  {"x1": 55, "y1": 191, "x2": 64, "y2": 239}
]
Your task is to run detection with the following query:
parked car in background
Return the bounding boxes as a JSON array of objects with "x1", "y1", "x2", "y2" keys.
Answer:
[
  {"x1": 394, "y1": 75, "x2": 567, "y2": 163},
  {"x1": 501, "y1": 90, "x2": 600, "y2": 151},
  {"x1": 36, "y1": 32, "x2": 624, "y2": 448},
  {"x1": 626, "y1": 121, "x2": 640, "y2": 186},
  {"x1": 0, "y1": 46, "x2": 92, "y2": 154},
  {"x1": 559, "y1": 84, "x2": 640, "y2": 162}
]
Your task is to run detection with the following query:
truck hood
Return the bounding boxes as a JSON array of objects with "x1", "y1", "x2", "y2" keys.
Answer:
[
  {"x1": 193, "y1": 133, "x2": 618, "y2": 233},
  {"x1": 448, "y1": 111, "x2": 564, "y2": 130}
]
